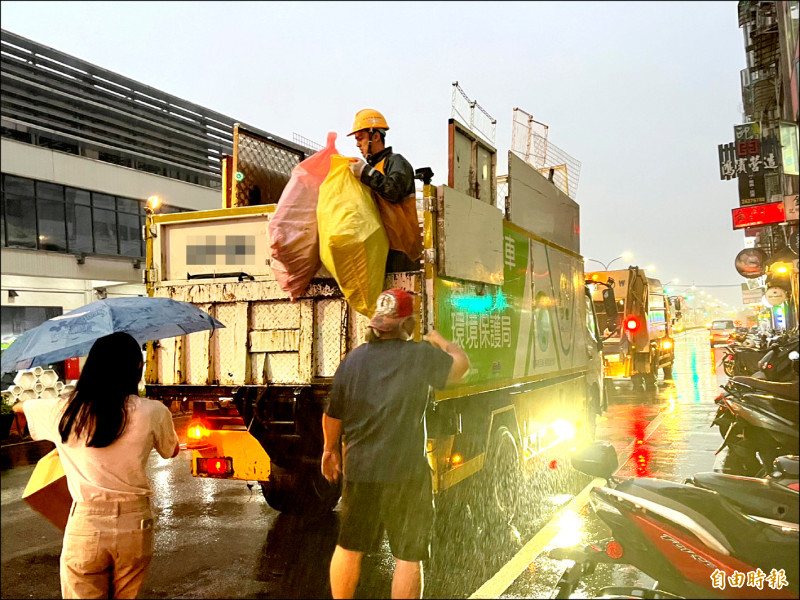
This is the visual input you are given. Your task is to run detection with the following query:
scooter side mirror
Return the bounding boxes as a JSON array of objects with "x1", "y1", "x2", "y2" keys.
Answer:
[{"x1": 571, "y1": 441, "x2": 619, "y2": 479}]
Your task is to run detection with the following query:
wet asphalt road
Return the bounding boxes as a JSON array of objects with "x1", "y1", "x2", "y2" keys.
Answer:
[{"x1": 1, "y1": 329, "x2": 729, "y2": 599}]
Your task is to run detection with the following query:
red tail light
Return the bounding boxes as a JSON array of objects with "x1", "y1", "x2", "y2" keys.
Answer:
[
  {"x1": 606, "y1": 541, "x2": 624, "y2": 559},
  {"x1": 626, "y1": 317, "x2": 639, "y2": 331},
  {"x1": 789, "y1": 482, "x2": 799, "y2": 492},
  {"x1": 197, "y1": 457, "x2": 233, "y2": 476}
]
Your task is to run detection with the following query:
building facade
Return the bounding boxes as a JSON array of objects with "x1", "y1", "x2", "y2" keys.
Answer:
[
  {"x1": 0, "y1": 29, "x2": 309, "y2": 341},
  {"x1": 731, "y1": 1, "x2": 799, "y2": 328}
]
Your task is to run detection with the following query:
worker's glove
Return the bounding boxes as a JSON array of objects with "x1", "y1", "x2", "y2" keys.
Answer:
[{"x1": 349, "y1": 158, "x2": 367, "y2": 180}]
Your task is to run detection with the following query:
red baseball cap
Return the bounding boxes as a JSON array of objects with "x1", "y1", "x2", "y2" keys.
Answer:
[{"x1": 368, "y1": 289, "x2": 414, "y2": 332}]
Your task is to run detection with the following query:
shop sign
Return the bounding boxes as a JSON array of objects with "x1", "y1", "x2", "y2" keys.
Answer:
[
  {"x1": 734, "y1": 123, "x2": 760, "y2": 141},
  {"x1": 737, "y1": 173, "x2": 766, "y2": 206},
  {"x1": 784, "y1": 194, "x2": 799, "y2": 222},
  {"x1": 741, "y1": 284, "x2": 764, "y2": 305},
  {"x1": 732, "y1": 202, "x2": 786, "y2": 230},
  {"x1": 734, "y1": 248, "x2": 768, "y2": 278},
  {"x1": 765, "y1": 287, "x2": 788, "y2": 307}
]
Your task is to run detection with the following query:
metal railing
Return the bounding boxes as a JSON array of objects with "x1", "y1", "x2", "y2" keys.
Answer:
[
  {"x1": 510, "y1": 107, "x2": 581, "y2": 200},
  {"x1": 450, "y1": 81, "x2": 496, "y2": 147}
]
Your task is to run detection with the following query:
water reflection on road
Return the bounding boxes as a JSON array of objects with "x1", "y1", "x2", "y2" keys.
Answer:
[{"x1": 492, "y1": 329, "x2": 727, "y2": 599}]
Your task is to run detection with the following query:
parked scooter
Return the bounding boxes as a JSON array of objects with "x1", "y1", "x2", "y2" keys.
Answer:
[
  {"x1": 720, "y1": 332, "x2": 798, "y2": 380},
  {"x1": 720, "y1": 343, "x2": 769, "y2": 378},
  {"x1": 758, "y1": 335, "x2": 800, "y2": 381},
  {"x1": 549, "y1": 442, "x2": 799, "y2": 599},
  {"x1": 712, "y1": 368, "x2": 799, "y2": 477},
  {"x1": 688, "y1": 454, "x2": 799, "y2": 524}
]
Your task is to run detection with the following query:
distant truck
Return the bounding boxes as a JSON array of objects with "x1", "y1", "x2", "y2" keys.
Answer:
[
  {"x1": 587, "y1": 267, "x2": 675, "y2": 391},
  {"x1": 144, "y1": 121, "x2": 607, "y2": 520}
]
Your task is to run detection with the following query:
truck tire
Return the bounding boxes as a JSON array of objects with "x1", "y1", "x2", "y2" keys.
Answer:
[
  {"x1": 644, "y1": 371, "x2": 657, "y2": 390},
  {"x1": 259, "y1": 464, "x2": 341, "y2": 516},
  {"x1": 484, "y1": 426, "x2": 522, "y2": 526},
  {"x1": 662, "y1": 363, "x2": 674, "y2": 380},
  {"x1": 644, "y1": 355, "x2": 658, "y2": 390},
  {"x1": 631, "y1": 373, "x2": 645, "y2": 393}
]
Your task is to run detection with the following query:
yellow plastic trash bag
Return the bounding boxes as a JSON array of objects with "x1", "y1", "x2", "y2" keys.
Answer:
[{"x1": 318, "y1": 155, "x2": 388, "y2": 317}]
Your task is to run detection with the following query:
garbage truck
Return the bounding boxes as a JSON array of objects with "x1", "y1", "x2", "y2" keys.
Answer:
[
  {"x1": 586, "y1": 267, "x2": 675, "y2": 391},
  {"x1": 144, "y1": 120, "x2": 609, "y2": 520}
]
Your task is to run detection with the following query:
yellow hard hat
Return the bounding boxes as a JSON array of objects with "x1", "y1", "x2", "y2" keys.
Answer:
[{"x1": 348, "y1": 109, "x2": 389, "y2": 136}]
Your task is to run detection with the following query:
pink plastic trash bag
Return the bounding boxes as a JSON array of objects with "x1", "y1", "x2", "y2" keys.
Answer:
[{"x1": 269, "y1": 132, "x2": 339, "y2": 299}]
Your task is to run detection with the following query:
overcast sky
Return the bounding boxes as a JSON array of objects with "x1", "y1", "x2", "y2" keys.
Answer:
[{"x1": 1, "y1": 1, "x2": 750, "y2": 308}]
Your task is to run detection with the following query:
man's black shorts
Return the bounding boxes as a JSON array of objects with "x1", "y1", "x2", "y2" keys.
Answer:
[{"x1": 338, "y1": 469, "x2": 434, "y2": 562}]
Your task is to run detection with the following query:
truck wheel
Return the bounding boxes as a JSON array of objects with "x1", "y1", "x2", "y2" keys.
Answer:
[
  {"x1": 485, "y1": 427, "x2": 522, "y2": 526},
  {"x1": 631, "y1": 373, "x2": 645, "y2": 392},
  {"x1": 259, "y1": 465, "x2": 341, "y2": 516},
  {"x1": 644, "y1": 372, "x2": 657, "y2": 390}
]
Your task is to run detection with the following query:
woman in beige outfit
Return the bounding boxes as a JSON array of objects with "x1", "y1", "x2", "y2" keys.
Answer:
[{"x1": 14, "y1": 332, "x2": 180, "y2": 599}]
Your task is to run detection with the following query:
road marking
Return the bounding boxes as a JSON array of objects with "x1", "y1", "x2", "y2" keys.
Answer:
[{"x1": 469, "y1": 410, "x2": 667, "y2": 599}]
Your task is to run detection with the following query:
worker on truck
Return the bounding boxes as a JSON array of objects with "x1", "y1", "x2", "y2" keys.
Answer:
[
  {"x1": 347, "y1": 109, "x2": 423, "y2": 273},
  {"x1": 322, "y1": 288, "x2": 469, "y2": 599}
]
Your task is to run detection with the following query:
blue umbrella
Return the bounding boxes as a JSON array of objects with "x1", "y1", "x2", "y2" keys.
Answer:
[{"x1": 1, "y1": 297, "x2": 225, "y2": 374}]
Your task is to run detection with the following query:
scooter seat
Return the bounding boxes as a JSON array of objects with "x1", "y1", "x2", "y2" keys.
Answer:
[
  {"x1": 688, "y1": 471, "x2": 798, "y2": 523},
  {"x1": 731, "y1": 376, "x2": 799, "y2": 400}
]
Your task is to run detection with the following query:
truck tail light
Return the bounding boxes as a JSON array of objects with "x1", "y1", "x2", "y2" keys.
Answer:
[
  {"x1": 626, "y1": 317, "x2": 639, "y2": 331},
  {"x1": 662, "y1": 339, "x2": 673, "y2": 350},
  {"x1": 197, "y1": 457, "x2": 233, "y2": 476}
]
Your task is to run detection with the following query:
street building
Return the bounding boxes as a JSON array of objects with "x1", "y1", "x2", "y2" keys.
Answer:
[
  {"x1": 720, "y1": 1, "x2": 800, "y2": 329},
  {"x1": 0, "y1": 28, "x2": 310, "y2": 341}
]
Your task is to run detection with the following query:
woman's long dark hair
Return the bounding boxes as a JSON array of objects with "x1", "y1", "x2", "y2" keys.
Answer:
[{"x1": 59, "y1": 332, "x2": 144, "y2": 448}]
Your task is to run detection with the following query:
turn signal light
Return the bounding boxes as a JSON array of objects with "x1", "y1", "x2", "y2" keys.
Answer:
[
  {"x1": 197, "y1": 457, "x2": 232, "y2": 476},
  {"x1": 187, "y1": 420, "x2": 209, "y2": 441},
  {"x1": 662, "y1": 339, "x2": 673, "y2": 350}
]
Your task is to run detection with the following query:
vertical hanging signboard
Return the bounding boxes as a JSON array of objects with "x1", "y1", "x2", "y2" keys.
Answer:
[{"x1": 734, "y1": 123, "x2": 766, "y2": 206}]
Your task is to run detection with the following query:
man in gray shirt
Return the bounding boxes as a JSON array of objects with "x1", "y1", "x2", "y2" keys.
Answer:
[{"x1": 322, "y1": 289, "x2": 469, "y2": 599}]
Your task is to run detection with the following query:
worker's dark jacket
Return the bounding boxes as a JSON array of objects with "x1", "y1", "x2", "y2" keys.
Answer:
[
  {"x1": 359, "y1": 147, "x2": 422, "y2": 267},
  {"x1": 360, "y1": 147, "x2": 416, "y2": 204}
]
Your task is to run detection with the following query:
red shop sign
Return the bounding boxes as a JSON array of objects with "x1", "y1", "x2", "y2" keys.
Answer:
[{"x1": 732, "y1": 201, "x2": 785, "y2": 230}]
